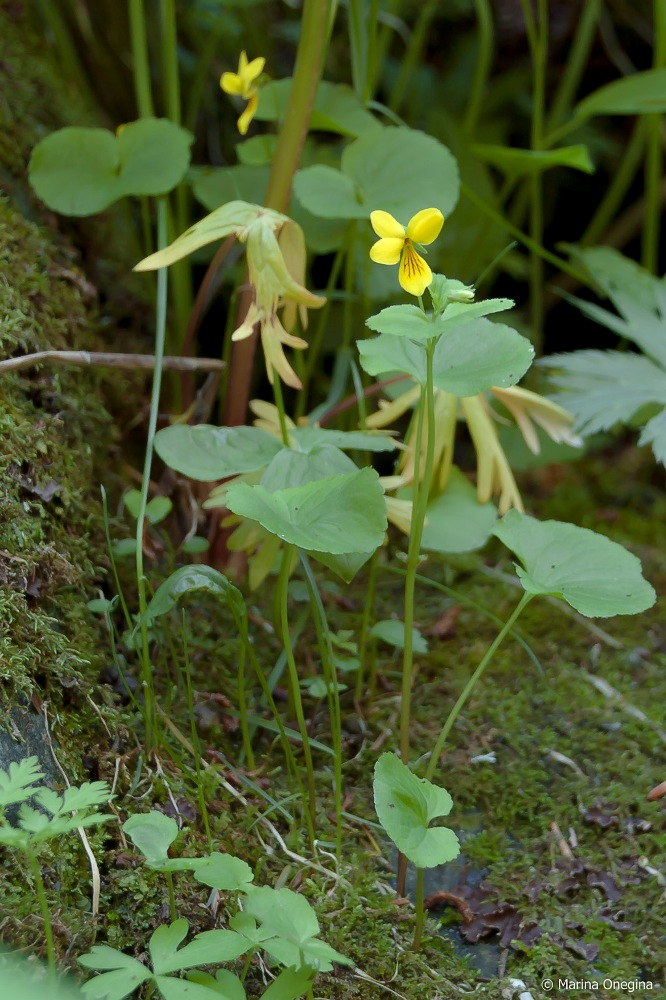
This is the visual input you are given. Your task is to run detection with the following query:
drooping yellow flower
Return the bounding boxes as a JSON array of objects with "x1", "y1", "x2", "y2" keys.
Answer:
[
  {"x1": 489, "y1": 386, "x2": 582, "y2": 454},
  {"x1": 220, "y1": 51, "x2": 265, "y2": 135},
  {"x1": 369, "y1": 208, "x2": 444, "y2": 296}
]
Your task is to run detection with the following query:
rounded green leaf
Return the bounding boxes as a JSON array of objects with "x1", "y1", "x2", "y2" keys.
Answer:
[
  {"x1": 293, "y1": 165, "x2": 366, "y2": 220},
  {"x1": 420, "y1": 467, "x2": 497, "y2": 553},
  {"x1": 29, "y1": 119, "x2": 193, "y2": 216},
  {"x1": 155, "y1": 424, "x2": 283, "y2": 481},
  {"x1": 226, "y1": 468, "x2": 387, "y2": 555},
  {"x1": 342, "y1": 126, "x2": 459, "y2": 221},
  {"x1": 193, "y1": 852, "x2": 254, "y2": 891},
  {"x1": 370, "y1": 620, "x2": 428, "y2": 653},
  {"x1": 493, "y1": 510, "x2": 657, "y2": 617},
  {"x1": 123, "y1": 811, "x2": 178, "y2": 865},
  {"x1": 256, "y1": 79, "x2": 380, "y2": 137},
  {"x1": 142, "y1": 565, "x2": 245, "y2": 623},
  {"x1": 373, "y1": 753, "x2": 460, "y2": 869}
]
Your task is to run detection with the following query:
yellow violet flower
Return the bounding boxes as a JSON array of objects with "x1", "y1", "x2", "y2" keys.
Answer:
[
  {"x1": 220, "y1": 51, "x2": 265, "y2": 135},
  {"x1": 369, "y1": 208, "x2": 444, "y2": 296}
]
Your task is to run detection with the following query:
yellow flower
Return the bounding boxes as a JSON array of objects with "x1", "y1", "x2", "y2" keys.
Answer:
[
  {"x1": 220, "y1": 51, "x2": 265, "y2": 135},
  {"x1": 488, "y1": 386, "x2": 582, "y2": 454},
  {"x1": 369, "y1": 208, "x2": 444, "y2": 296}
]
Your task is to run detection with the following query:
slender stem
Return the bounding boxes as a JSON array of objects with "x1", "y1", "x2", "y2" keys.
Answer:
[
  {"x1": 463, "y1": 0, "x2": 494, "y2": 136},
  {"x1": 643, "y1": 0, "x2": 666, "y2": 273},
  {"x1": 159, "y1": 0, "x2": 181, "y2": 123},
  {"x1": 389, "y1": 0, "x2": 438, "y2": 115},
  {"x1": 300, "y1": 552, "x2": 343, "y2": 862},
  {"x1": 128, "y1": 0, "x2": 155, "y2": 117},
  {"x1": 545, "y1": 0, "x2": 600, "y2": 131},
  {"x1": 27, "y1": 850, "x2": 55, "y2": 983},
  {"x1": 166, "y1": 870, "x2": 177, "y2": 922},
  {"x1": 223, "y1": 0, "x2": 331, "y2": 427},
  {"x1": 425, "y1": 593, "x2": 533, "y2": 783},
  {"x1": 460, "y1": 182, "x2": 587, "y2": 283},
  {"x1": 580, "y1": 122, "x2": 645, "y2": 247},
  {"x1": 347, "y1": 0, "x2": 368, "y2": 100},
  {"x1": 413, "y1": 868, "x2": 425, "y2": 950},
  {"x1": 299, "y1": 246, "x2": 345, "y2": 415},
  {"x1": 278, "y1": 546, "x2": 316, "y2": 846},
  {"x1": 356, "y1": 549, "x2": 378, "y2": 700},
  {"x1": 397, "y1": 337, "x2": 436, "y2": 899},
  {"x1": 271, "y1": 371, "x2": 291, "y2": 447},
  {"x1": 181, "y1": 613, "x2": 213, "y2": 850},
  {"x1": 135, "y1": 199, "x2": 169, "y2": 753}
]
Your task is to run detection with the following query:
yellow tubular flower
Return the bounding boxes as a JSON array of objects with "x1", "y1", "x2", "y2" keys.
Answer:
[
  {"x1": 461, "y1": 396, "x2": 524, "y2": 515},
  {"x1": 220, "y1": 51, "x2": 265, "y2": 135},
  {"x1": 489, "y1": 386, "x2": 582, "y2": 454},
  {"x1": 369, "y1": 208, "x2": 444, "y2": 296}
]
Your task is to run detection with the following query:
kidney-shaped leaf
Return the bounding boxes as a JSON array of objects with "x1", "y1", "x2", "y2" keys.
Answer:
[
  {"x1": 225, "y1": 468, "x2": 387, "y2": 555},
  {"x1": 143, "y1": 566, "x2": 245, "y2": 623},
  {"x1": 493, "y1": 510, "x2": 656, "y2": 617},
  {"x1": 29, "y1": 119, "x2": 193, "y2": 216},
  {"x1": 293, "y1": 165, "x2": 366, "y2": 220},
  {"x1": 373, "y1": 753, "x2": 460, "y2": 869},
  {"x1": 155, "y1": 424, "x2": 283, "y2": 481},
  {"x1": 358, "y1": 319, "x2": 533, "y2": 395},
  {"x1": 123, "y1": 811, "x2": 178, "y2": 866}
]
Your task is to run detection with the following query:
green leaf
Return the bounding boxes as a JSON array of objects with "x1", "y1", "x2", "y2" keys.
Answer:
[
  {"x1": 256, "y1": 80, "x2": 380, "y2": 136},
  {"x1": 293, "y1": 165, "x2": 366, "y2": 220},
  {"x1": 112, "y1": 538, "x2": 137, "y2": 559},
  {"x1": 366, "y1": 299, "x2": 515, "y2": 339},
  {"x1": 540, "y1": 351, "x2": 666, "y2": 434},
  {"x1": 181, "y1": 536, "x2": 210, "y2": 554},
  {"x1": 156, "y1": 978, "x2": 232, "y2": 1000},
  {"x1": 192, "y1": 852, "x2": 254, "y2": 891},
  {"x1": 638, "y1": 407, "x2": 666, "y2": 465},
  {"x1": 155, "y1": 424, "x2": 283, "y2": 481},
  {"x1": 575, "y1": 68, "x2": 666, "y2": 119},
  {"x1": 261, "y1": 968, "x2": 315, "y2": 1000},
  {"x1": 236, "y1": 134, "x2": 276, "y2": 166},
  {"x1": 226, "y1": 468, "x2": 387, "y2": 555},
  {"x1": 471, "y1": 143, "x2": 594, "y2": 176},
  {"x1": 358, "y1": 319, "x2": 534, "y2": 395},
  {"x1": 419, "y1": 468, "x2": 497, "y2": 553},
  {"x1": 142, "y1": 566, "x2": 245, "y2": 623},
  {"x1": 191, "y1": 165, "x2": 269, "y2": 212},
  {"x1": 148, "y1": 920, "x2": 189, "y2": 974},
  {"x1": 370, "y1": 620, "x2": 428, "y2": 653},
  {"x1": 291, "y1": 426, "x2": 398, "y2": 453},
  {"x1": 187, "y1": 970, "x2": 246, "y2": 1000},
  {"x1": 29, "y1": 119, "x2": 193, "y2": 216},
  {"x1": 373, "y1": 753, "x2": 460, "y2": 869},
  {"x1": 260, "y1": 445, "x2": 356, "y2": 492},
  {"x1": 153, "y1": 929, "x2": 247, "y2": 975},
  {"x1": 493, "y1": 510, "x2": 657, "y2": 617},
  {"x1": 0, "y1": 757, "x2": 43, "y2": 810},
  {"x1": 303, "y1": 547, "x2": 375, "y2": 583},
  {"x1": 342, "y1": 126, "x2": 459, "y2": 222},
  {"x1": 1, "y1": 949, "x2": 86, "y2": 1000},
  {"x1": 123, "y1": 811, "x2": 179, "y2": 865},
  {"x1": 79, "y1": 948, "x2": 151, "y2": 1000}
]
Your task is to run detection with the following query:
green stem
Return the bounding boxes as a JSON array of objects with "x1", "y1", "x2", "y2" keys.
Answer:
[
  {"x1": 299, "y1": 246, "x2": 345, "y2": 415},
  {"x1": 463, "y1": 0, "x2": 494, "y2": 136},
  {"x1": 166, "y1": 870, "x2": 177, "y2": 922},
  {"x1": 356, "y1": 549, "x2": 379, "y2": 700},
  {"x1": 182, "y1": 613, "x2": 214, "y2": 850},
  {"x1": 278, "y1": 545, "x2": 317, "y2": 847},
  {"x1": 460, "y1": 182, "x2": 588, "y2": 283},
  {"x1": 643, "y1": 0, "x2": 666, "y2": 273},
  {"x1": 27, "y1": 850, "x2": 55, "y2": 983},
  {"x1": 271, "y1": 370, "x2": 291, "y2": 447},
  {"x1": 425, "y1": 593, "x2": 533, "y2": 783},
  {"x1": 128, "y1": 0, "x2": 155, "y2": 117},
  {"x1": 135, "y1": 198, "x2": 170, "y2": 753},
  {"x1": 413, "y1": 868, "x2": 425, "y2": 950},
  {"x1": 545, "y1": 0, "x2": 600, "y2": 131},
  {"x1": 580, "y1": 122, "x2": 645, "y2": 247},
  {"x1": 388, "y1": 0, "x2": 438, "y2": 115},
  {"x1": 300, "y1": 552, "x2": 343, "y2": 862}
]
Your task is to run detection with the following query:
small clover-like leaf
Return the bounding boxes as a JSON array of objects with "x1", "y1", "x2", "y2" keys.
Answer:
[
  {"x1": 123, "y1": 811, "x2": 179, "y2": 866},
  {"x1": 493, "y1": 510, "x2": 657, "y2": 618},
  {"x1": 373, "y1": 753, "x2": 460, "y2": 869},
  {"x1": 192, "y1": 852, "x2": 254, "y2": 891},
  {"x1": 79, "y1": 946, "x2": 151, "y2": 1000}
]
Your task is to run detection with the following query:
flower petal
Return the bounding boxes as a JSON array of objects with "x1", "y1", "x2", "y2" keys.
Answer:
[
  {"x1": 220, "y1": 72, "x2": 243, "y2": 96},
  {"x1": 370, "y1": 210, "x2": 405, "y2": 239},
  {"x1": 370, "y1": 237, "x2": 403, "y2": 266},
  {"x1": 399, "y1": 244, "x2": 432, "y2": 296},
  {"x1": 243, "y1": 56, "x2": 266, "y2": 85},
  {"x1": 406, "y1": 207, "x2": 444, "y2": 245},
  {"x1": 237, "y1": 93, "x2": 258, "y2": 135}
]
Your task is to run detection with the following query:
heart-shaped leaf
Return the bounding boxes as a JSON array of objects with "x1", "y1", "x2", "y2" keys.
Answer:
[
  {"x1": 122, "y1": 811, "x2": 178, "y2": 866},
  {"x1": 193, "y1": 852, "x2": 254, "y2": 891},
  {"x1": 493, "y1": 510, "x2": 656, "y2": 617},
  {"x1": 155, "y1": 424, "x2": 283, "y2": 481},
  {"x1": 29, "y1": 119, "x2": 193, "y2": 216},
  {"x1": 373, "y1": 753, "x2": 460, "y2": 868}
]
